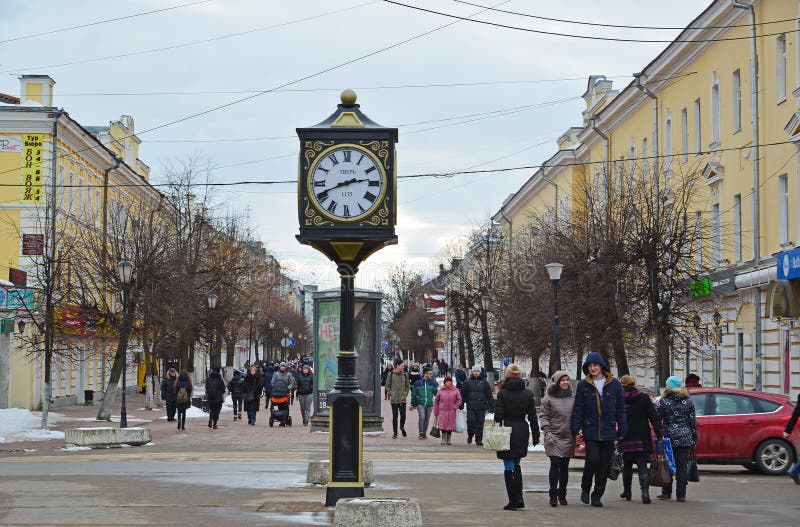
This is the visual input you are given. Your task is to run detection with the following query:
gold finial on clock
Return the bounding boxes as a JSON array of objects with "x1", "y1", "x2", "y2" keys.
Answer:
[{"x1": 341, "y1": 89, "x2": 357, "y2": 106}]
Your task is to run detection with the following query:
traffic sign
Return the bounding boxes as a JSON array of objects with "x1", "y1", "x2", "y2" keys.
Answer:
[{"x1": 281, "y1": 337, "x2": 297, "y2": 348}]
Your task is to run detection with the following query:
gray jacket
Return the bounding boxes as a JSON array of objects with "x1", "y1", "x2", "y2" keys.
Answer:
[
  {"x1": 272, "y1": 369, "x2": 296, "y2": 390},
  {"x1": 539, "y1": 384, "x2": 576, "y2": 458}
]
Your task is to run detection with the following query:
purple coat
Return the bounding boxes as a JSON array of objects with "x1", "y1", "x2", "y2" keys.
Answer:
[{"x1": 434, "y1": 385, "x2": 462, "y2": 431}]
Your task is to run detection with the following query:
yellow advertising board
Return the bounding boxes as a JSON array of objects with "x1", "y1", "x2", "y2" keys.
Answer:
[{"x1": 21, "y1": 134, "x2": 43, "y2": 203}]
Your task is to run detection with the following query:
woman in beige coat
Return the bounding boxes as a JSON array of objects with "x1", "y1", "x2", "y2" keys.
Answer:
[{"x1": 539, "y1": 370, "x2": 575, "y2": 507}]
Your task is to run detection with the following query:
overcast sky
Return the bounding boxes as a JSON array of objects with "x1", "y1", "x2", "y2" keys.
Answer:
[{"x1": 0, "y1": 0, "x2": 703, "y2": 289}]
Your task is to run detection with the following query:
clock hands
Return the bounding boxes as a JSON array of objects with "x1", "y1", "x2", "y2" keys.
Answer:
[{"x1": 315, "y1": 178, "x2": 375, "y2": 200}]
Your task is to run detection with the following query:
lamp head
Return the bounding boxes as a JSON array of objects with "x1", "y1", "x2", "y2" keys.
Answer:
[
  {"x1": 117, "y1": 260, "x2": 134, "y2": 284},
  {"x1": 712, "y1": 310, "x2": 722, "y2": 327},
  {"x1": 545, "y1": 262, "x2": 564, "y2": 281},
  {"x1": 207, "y1": 292, "x2": 218, "y2": 309},
  {"x1": 480, "y1": 293, "x2": 490, "y2": 312},
  {"x1": 269, "y1": 320, "x2": 276, "y2": 329},
  {"x1": 417, "y1": 328, "x2": 423, "y2": 337},
  {"x1": 247, "y1": 310, "x2": 255, "y2": 321}
]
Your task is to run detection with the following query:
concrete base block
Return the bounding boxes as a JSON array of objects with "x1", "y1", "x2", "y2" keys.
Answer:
[
  {"x1": 64, "y1": 427, "x2": 151, "y2": 448},
  {"x1": 307, "y1": 460, "x2": 374, "y2": 487},
  {"x1": 333, "y1": 498, "x2": 421, "y2": 527}
]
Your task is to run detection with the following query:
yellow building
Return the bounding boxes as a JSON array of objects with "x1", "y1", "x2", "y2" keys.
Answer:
[
  {"x1": 0, "y1": 75, "x2": 159, "y2": 410},
  {"x1": 492, "y1": 0, "x2": 800, "y2": 396}
]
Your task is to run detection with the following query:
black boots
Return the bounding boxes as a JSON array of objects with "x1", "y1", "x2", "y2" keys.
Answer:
[
  {"x1": 549, "y1": 491, "x2": 558, "y2": 507},
  {"x1": 513, "y1": 466, "x2": 525, "y2": 509},
  {"x1": 640, "y1": 471, "x2": 651, "y2": 504},
  {"x1": 502, "y1": 470, "x2": 517, "y2": 510},
  {"x1": 620, "y1": 487, "x2": 632, "y2": 500},
  {"x1": 558, "y1": 491, "x2": 568, "y2": 506}
]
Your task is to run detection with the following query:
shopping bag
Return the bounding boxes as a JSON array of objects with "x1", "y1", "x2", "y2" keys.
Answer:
[
  {"x1": 654, "y1": 437, "x2": 677, "y2": 475},
  {"x1": 649, "y1": 452, "x2": 673, "y2": 487},
  {"x1": 454, "y1": 409, "x2": 466, "y2": 433},
  {"x1": 687, "y1": 446, "x2": 700, "y2": 482},
  {"x1": 430, "y1": 416, "x2": 441, "y2": 438},
  {"x1": 608, "y1": 447, "x2": 623, "y2": 481},
  {"x1": 483, "y1": 422, "x2": 511, "y2": 452}
]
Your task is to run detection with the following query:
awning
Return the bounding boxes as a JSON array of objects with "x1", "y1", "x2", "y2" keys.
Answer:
[{"x1": 765, "y1": 279, "x2": 800, "y2": 319}]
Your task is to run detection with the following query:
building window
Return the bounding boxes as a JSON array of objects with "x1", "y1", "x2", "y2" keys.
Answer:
[
  {"x1": 694, "y1": 98, "x2": 702, "y2": 153},
  {"x1": 734, "y1": 194, "x2": 742, "y2": 262},
  {"x1": 779, "y1": 174, "x2": 789, "y2": 244},
  {"x1": 665, "y1": 114, "x2": 673, "y2": 176},
  {"x1": 711, "y1": 73, "x2": 720, "y2": 144},
  {"x1": 642, "y1": 137, "x2": 648, "y2": 182},
  {"x1": 681, "y1": 108, "x2": 688, "y2": 162},
  {"x1": 712, "y1": 203, "x2": 721, "y2": 267},
  {"x1": 695, "y1": 212, "x2": 703, "y2": 273},
  {"x1": 777, "y1": 33, "x2": 787, "y2": 102},
  {"x1": 732, "y1": 69, "x2": 742, "y2": 132}
]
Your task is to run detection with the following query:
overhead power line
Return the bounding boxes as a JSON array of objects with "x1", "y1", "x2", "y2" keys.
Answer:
[
  {"x1": 383, "y1": 1, "x2": 791, "y2": 43},
  {"x1": 450, "y1": 0, "x2": 798, "y2": 31},
  {"x1": 0, "y1": 0, "x2": 213, "y2": 44}
]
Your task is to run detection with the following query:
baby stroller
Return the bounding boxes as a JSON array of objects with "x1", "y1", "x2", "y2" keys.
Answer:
[{"x1": 268, "y1": 377, "x2": 292, "y2": 427}]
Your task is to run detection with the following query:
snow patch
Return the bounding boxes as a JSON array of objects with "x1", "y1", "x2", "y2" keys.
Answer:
[
  {"x1": 59, "y1": 445, "x2": 92, "y2": 451},
  {"x1": 0, "y1": 408, "x2": 67, "y2": 443}
]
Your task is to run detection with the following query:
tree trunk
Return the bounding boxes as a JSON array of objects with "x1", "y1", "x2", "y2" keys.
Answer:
[
  {"x1": 143, "y1": 315, "x2": 153, "y2": 411},
  {"x1": 188, "y1": 342, "x2": 195, "y2": 373},
  {"x1": 225, "y1": 335, "x2": 235, "y2": 368},
  {"x1": 479, "y1": 310, "x2": 494, "y2": 374},
  {"x1": 97, "y1": 299, "x2": 137, "y2": 421},
  {"x1": 454, "y1": 302, "x2": 466, "y2": 367},
  {"x1": 612, "y1": 330, "x2": 630, "y2": 377},
  {"x1": 655, "y1": 324, "x2": 671, "y2": 391}
]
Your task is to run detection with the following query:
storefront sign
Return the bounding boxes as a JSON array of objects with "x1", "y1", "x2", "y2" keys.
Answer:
[
  {"x1": 0, "y1": 134, "x2": 22, "y2": 152},
  {"x1": 21, "y1": 234, "x2": 44, "y2": 256},
  {"x1": 21, "y1": 134, "x2": 43, "y2": 203},
  {"x1": 777, "y1": 246, "x2": 800, "y2": 280}
]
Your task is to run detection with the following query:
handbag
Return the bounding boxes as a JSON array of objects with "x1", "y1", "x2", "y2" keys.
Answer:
[
  {"x1": 429, "y1": 416, "x2": 441, "y2": 438},
  {"x1": 649, "y1": 452, "x2": 673, "y2": 487},
  {"x1": 483, "y1": 422, "x2": 512, "y2": 452},
  {"x1": 243, "y1": 391, "x2": 254, "y2": 404},
  {"x1": 608, "y1": 447, "x2": 623, "y2": 481},
  {"x1": 454, "y1": 409, "x2": 466, "y2": 433},
  {"x1": 687, "y1": 446, "x2": 700, "y2": 482}
]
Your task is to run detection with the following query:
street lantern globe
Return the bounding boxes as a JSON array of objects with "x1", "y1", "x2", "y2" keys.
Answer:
[
  {"x1": 417, "y1": 328, "x2": 423, "y2": 337},
  {"x1": 692, "y1": 314, "x2": 701, "y2": 330},
  {"x1": 429, "y1": 321, "x2": 435, "y2": 331},
  {"x1": 117, "y1": 260, "x2": 134, "y2": 284},
  {"x1": 712, "y1": 310, "x2": 722, "y2": 327},
  {"x1": 480, "y1": 293, "x2": 490, "y2": 312},
  {"x1": 269, "y1": 320, "x2": 276, "y2": 330},
  {"x1": 283, "y1": 326, "x2": 289, "y2": 335},
  {"x1": 247, "y1": 310, "x2": 255, "y2": 321},
  {"x1": 289, "y1": 331, "x2": 293, "y2": 339},
  {"x1": 17, "y1": 320, "x2": 25, "y2": 333},
  {"x1": 207, "y1": 292, "x2": 218, "y2": 310},
  {"x1": 545, "y1": 262, "x2": 564, "y2": 282}
]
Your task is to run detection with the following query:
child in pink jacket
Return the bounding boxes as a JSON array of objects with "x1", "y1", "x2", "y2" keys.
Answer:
[{"x1": 434, "y1": 376, "x2": 462, "y2": 445}]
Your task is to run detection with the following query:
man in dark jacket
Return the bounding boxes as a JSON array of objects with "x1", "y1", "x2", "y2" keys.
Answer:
[
  {"x1": 160, "y1": 368, "x2": 178, "y2": 421},
  {"x1": 570, "y1": 352, "x2": 627, "y2": 507},
  {"x1": 461, "y1": 364, "x2": 494, "y2": 446},
  {"x1": 228, "y1": 370, "x2": 244, "y2": 420},
  {"x1": 454, "y1": 364, "x2": 467, "y2": 390},
  {"x1": 296, "y1": 365, "x2": 314, "y2": 426},
  {"x1": 205, "y1": 366, "x2": 226, "y2": 429},
  {"x1": 262, "y1": 363, "x2": 275, "y2": 399}
]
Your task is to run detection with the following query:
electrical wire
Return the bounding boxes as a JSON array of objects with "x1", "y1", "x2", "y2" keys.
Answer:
[
  {"x1": 1, "y1": 1, "x2": 380, "y2": 74},
  {"x1": 0, "y1": 0, "x2": 213, "y2": 44},
  {"x1": 383, "y1": 1, "x2": 790, "y2": 43},
  {"x1": 449, "y1": 0, "x2": 799, "y2": 31}
]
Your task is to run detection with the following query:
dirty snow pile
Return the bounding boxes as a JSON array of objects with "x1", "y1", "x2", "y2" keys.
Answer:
[{"x1": 0, "y1": 408, "x2": 66, "y2": 442}]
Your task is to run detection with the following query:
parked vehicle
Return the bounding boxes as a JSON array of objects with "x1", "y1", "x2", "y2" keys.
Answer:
[{"x1": 574, "y1": 388, "x2": 798, "y2": 475}]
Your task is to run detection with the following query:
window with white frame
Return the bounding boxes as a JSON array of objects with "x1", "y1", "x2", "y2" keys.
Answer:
[
  {"x1": 681, "y1": 108, "x2": 688, "y2": 162},
  {"x1": 711, "y1": 72, "x2": 720, "y2": 144},
  {"x1": 712, "y1": 203, "x2": 721, "y2": 267},
  {"x1": 642, "y1": 137, "x2": 648, "y2": 182},
  {"x1": 734, "y1": 194, "x2": 742, "y2": 262},
  {"x1": 779, "y1": 174, "x2": 789, "y2": 244},
  {"x1": 695, "y1": 212, "x2": 703, "y2": 273},
  {"x1": 694, "y1": 99, "x2": 702, "y2": 153},
  {"x1": 732, "y1": 69, "x2": 742, "y2": 132},
  {"x1": 665, "y1": 114, "x2": 673, "y2": 176},
  {"x1": 777, "y1": 33, "x2": 787, "y2": 102}
]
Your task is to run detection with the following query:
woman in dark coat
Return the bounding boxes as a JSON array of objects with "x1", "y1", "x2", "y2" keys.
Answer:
[
  {"x1": 494, "y1": 363, "x2": 540, "y2": 511},
  {"x1": 205, "y1": 366, "x2": 226, "y2": 430},
  {"x1": 243, "y1": 365, "x2": 263, "y2": 426},
  {"x1": 656, "y1": 376, "x2": 697, "y2": 502},
  {"x1": 174, "y1": 370, "x2": 192, "y2": 431},
  {"x1": 618, "y1": 375, "x2": 663, "y2": 504}
]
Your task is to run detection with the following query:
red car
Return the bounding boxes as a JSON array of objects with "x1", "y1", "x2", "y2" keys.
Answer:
[{"x1": 573, "y1": 388, "x2": 798, "y2": 475}]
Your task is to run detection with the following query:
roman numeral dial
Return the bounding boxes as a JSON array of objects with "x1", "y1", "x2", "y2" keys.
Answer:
[{"x1": 308, "y1": 145, "x2": 386, "y2": 221}]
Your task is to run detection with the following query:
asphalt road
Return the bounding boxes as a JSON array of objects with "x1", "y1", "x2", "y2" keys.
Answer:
[{"x1": 1, "y1": 448, "x2": 798, "y2": 527}]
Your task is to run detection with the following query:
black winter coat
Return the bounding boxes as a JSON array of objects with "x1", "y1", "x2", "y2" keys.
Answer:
[
  {"x1": 570, "y1": 374, "x2": 627, "y2": 441},
  {"x1": 296, "y1": 373, "x2": 314, "y2": 395},
  {"x1": 262, "y1": 366, "x2": 274, "y2": 396},
  {"x1": 657, "y1": 390, "x2": 697, "y2": 447},
  {"x1": 619, "y1": 388, "x2": 663, "y2": 453},
  {"x1": 160, "y1": 375, "x2": 177, "y2": 401},
  {"x1": 175, "y1": 374, "x2": 192, "y2": 411},
  {"x1": 205, "y1": 372, "x2": 226, "y2": 403},
  {"x1": 228, "y1": 375, "x2": 244, "y2": 397},
  {"x1": 243, "y1": 373, "x2": 263, "y2": 413},
  {"x1": 460, "y1": 377, "x2": 494, "y2": 412},
  {"x1": 785, "y1": 393, "x2": 800, "y2": 435},
  {"x1": 494, "y1": 378, "x2": 539, "y2": 460}
]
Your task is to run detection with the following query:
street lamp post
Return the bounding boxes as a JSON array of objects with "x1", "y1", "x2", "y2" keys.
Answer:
[
  {"x1": 247, "y1": 310, "x2": 255, "y2": 366},
  {"x1": 283, "y1": 326, "x2": 289, "y2": 361},
  {"x1": 545, "y1": 263, "x2": 564, "y2": 371},
  {"x1": 428, "y1": 321, "x2": 435, "y2": 364},
  {"x1": 117, "y1": 260, "x2": 134, "y2": 429},
  {"x1": 417, "y1": 328, "x2": 423, "y2": 364},
  {"x1": 689, "y1": 313, "x2": 701, "y2": 376},
  {"x1": 713, "y1": 310, "x2": 722, "y2": 386},
  {"x1": 207, "y1": 293, "x2": 217, "y2": 369},
  {"x1": 480, "y1": 292, "x2": 493, "y2": 379},
  {"x1": 269, "y1": 320, "x2": 276, "y2": 361}
]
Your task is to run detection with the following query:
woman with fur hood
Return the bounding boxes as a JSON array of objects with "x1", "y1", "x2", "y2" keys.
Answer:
[
  {"x1": 656, "y1": 376, "x2": 697, "y2": 502},
  {"x1": 540, "y1": 370, "x2": 575, "y2": 507}
]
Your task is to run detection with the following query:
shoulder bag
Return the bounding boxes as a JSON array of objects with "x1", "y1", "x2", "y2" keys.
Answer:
[{"x1": 687, "y1": 446, "x2": 700, "y2": 482}]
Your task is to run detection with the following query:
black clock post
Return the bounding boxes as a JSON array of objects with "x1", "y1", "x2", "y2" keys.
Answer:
[{"x1": 296, "y1": 90, "x2": 397, "y2": 506}]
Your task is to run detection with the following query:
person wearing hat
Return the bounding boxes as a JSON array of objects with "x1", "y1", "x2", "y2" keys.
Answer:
[
  {"x1": 160, "y1": 367, "x2": 178, "y2": 422},
  {"x1": 385, "y1": 358, "x2": 411, "y2": 439},
  {"x1": 228, "y1": 370, "x2": 244, "y2": 420},
  {"x1": 570, "y1": 352, "x2": 627, "y2": 507},
  {"x1": 433, "y1": 375, "x2": 462, "y2": 445},
  {"x1": 411, "y1": 367, "x2": 438, "y2": 439},
  {"x1": 460, "y1": 364, "x2": 495, "y2": 446},
  {"x1": 494, "y1": 363, "x2": 539, "y2": 511},
  {"x1": 540, "y1": 370, "x2": 575, "y2": 507},
  {"x1": 618, "y1": 374, "x2": 663, "y2": 504},
  {"x1": 205, "y1": 366, "x2": 227, "y2": 429},
  {"x1": 296, "y1": 364, "x2": 315, "y2": 426},
  {"x1": 656, "y1": 376, "x2": 697, "y2": 502}
]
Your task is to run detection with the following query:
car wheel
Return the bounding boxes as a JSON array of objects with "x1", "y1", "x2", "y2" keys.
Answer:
[{"x1": 754, "y1": 439, "x2": 793, "y2": 475}]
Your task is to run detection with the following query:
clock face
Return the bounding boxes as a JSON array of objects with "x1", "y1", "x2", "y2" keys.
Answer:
[{"x1": 308, "y1": 145, "x2": 386, "y2": 221}]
